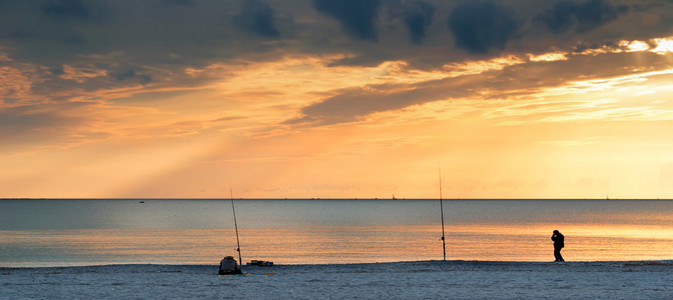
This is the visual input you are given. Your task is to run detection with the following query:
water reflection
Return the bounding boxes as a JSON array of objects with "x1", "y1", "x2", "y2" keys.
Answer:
[
  {"x1": 1, "y1": 199, "x2": 672, "y2": 266},
  {"x1": 2, "y1": 223, "x2": 672, "y2": 267}
]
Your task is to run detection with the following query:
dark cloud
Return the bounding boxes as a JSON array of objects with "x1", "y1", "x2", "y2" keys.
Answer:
[
  {"x1": 7, "y1": 29, "x2": 36, "y2": 40},
  {"x1": 62, "y1": 34, "x2": 86, "y2": 45},
  {"x1": 286, "y1": 79, "x2": 474, "y2": 126},
  {"x1": 114, "y1": 70, "x2": 151, "y2": 84},
  {"x1": 448, "y1": 1, "x2": 518, "y2": 54},
  {"x1": 0, "y1": 0, "x2": 668, "y2": 101},
  {"x1": 402, "y1": 1, "x2": 435, "y2": 45},
  {"x1": 42, "y1": 0, "x2": 90, "y2": 20},
  {"x1": 536, "y1": 0, "x2": 629, "y2": 33},
  {"x1": 161, "y1": 0, "x2": 195, "y2": 6},
  {"x1": 48, "y1": 65, "x2": 65, "y2": 75},
  {"x1": 235, "y1": 0, "x2": 281, "y2": 39},
  {"x1": 571, "y1": 40, "x2": 623, "y2": 53},
  {"x1": 313, "y1": 0, "x2": 382, "y2": 41},
  {"x1": 287, "y1": 78, "x2": 472, "y2": 126},
  {"x1": 537, "y1": 1, "x2": 579, "y2": 33}
]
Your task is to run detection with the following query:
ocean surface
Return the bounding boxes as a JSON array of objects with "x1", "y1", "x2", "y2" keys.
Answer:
[{"x1": 1, "y1": 199, "x2": 672, "y2": 267}]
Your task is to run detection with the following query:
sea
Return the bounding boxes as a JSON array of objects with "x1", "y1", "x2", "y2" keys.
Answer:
[{"x1": 1, "y1": 199, "x2": 672, "y2": 267}]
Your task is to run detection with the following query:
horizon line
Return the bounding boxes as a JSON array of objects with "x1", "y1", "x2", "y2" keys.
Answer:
[{"x1": 1, "y1": 197, "x2": 672, "y2": 201}]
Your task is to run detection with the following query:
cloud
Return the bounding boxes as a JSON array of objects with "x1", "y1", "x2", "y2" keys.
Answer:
[
  {"x1": 312, "y1": 0, "x2": 382, "y2": 41},
  {"x1": 48, "y1": 65, "x2": 65, "y2": 75},
  {"x1": 0, "y1": 102, "x2": 91, "y2": 150},
  {"x1": 448, "y1": 1, "x2": 518, "y2": 54},
  {"x1": 113, "y1": 70, "x2": 151, "y2": 84},
  {"x1": 287, "y1": 46, "x2": 673, "y2": 126},
  {"x1": 0, "y1": 0, "x2": 669, "y2": 107},
  {"x1": 286, "y1": 76, "x2": 474, "y2": 126},
  {"x1": 536, "y1": 0, "x2": 629, "y2": 33},
  {"x1": 42, "y1": 0, "x2": 90, "y2": 20},
  {"x1": 235, "y1": 0, "x2": 281, "y2": 39},
  {"x1": 161, "y1": 0, "x2": 195, "y2": 6},
  {"x1": 401, "y1": 1, "x2": 435, "y2": 45}
]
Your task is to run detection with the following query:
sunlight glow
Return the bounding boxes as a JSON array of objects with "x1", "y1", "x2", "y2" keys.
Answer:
[
  {"x1": 563, "y1": 68, "x2": 673, "y2": 93},
  {"x1": 622, "y1": 40, "x2": 650, "y2": 52},
  {"x1": 652, "y1": 37, "x2": 673, "y2": 55},
  {"x1": 442, "y1": 55, "x2": 525, "y2": 77},
  {"x1": 575, "y1": 37, "x2": 672, "y2": 56},
  {"x1": 527, "y1": 52, "x2": 568, "y2": 62}
]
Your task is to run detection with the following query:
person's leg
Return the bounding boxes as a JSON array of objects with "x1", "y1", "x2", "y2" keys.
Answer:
[{"x1": 554, "y1": 247, "x2": 561, "y2": 262}]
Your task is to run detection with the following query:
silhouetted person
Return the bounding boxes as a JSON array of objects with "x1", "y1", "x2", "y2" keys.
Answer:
[
  {"x1": 219, "y1": 256, "x2": 242, "y2": 275},
  {"x1": 551, "y1": 230, "x2": 565, "y2": 262}
]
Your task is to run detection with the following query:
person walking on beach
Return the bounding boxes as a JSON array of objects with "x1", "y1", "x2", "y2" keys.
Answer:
[{"x1": 551, "y1": 230, "x2": 565, "y2": 262}]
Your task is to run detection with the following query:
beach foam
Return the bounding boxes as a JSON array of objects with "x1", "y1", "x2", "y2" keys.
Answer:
[{"x1": 3, "y1": 260, "x2": 673, "y2": 299}]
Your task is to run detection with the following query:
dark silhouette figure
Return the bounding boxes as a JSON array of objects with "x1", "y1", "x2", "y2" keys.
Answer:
[
  {"x1": 551, "y1": 230, "x2": 565, "y2": 262},
  {"x1": 219, "y1": 256, "x2": 242, "y2": 275}
]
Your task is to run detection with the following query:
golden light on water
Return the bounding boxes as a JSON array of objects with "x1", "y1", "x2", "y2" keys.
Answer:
[{"x1": 3, "y1": 222, "x2": 672, "y2": 267}]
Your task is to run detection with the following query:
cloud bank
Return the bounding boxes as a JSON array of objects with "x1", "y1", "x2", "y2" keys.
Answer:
[{"x1": 2, "y1": 0, "x2": 672, "y2": 137}]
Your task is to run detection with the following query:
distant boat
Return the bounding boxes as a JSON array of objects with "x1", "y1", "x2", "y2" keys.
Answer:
[
  {"x1": 392, "y1": 194, "x2": 397, "y2": 200},
  {"x1": 139, "y1": 201, "x2": 145, "y2": 203}
]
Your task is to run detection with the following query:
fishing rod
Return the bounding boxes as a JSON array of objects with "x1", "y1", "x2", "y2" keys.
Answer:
[
  {"x1": 439, "y1": 164, "x2": 446, "y2": 261},
  {"x1": 230, "y1": 184, "x2": 243, "y2": 266}
]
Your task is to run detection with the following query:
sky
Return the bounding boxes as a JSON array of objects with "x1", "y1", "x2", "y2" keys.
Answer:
[{"x1": 1, "y1": 0, "x2": 673, "y2": 199}]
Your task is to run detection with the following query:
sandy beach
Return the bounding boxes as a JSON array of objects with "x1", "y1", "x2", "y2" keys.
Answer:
[{"x1": 3, "y1": 260, "x2": 673, "y2": 299}]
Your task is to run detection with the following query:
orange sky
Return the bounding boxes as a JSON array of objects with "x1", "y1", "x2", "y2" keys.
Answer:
[{"x1": 2, "y1": 1, "x2": 673, "y2": 198}]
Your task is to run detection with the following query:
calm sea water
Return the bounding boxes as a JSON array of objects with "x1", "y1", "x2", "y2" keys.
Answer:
[{"x1": 1, "y1": 199, "x2": 672, "y2": 267}]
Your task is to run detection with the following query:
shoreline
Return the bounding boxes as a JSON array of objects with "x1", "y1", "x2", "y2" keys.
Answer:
[
  {"x1": 3, "y1": 258, "x2": 673, "y2": 269},
  {"x1": 4, "y1": 260, "x2": 673, "y2": 299}
]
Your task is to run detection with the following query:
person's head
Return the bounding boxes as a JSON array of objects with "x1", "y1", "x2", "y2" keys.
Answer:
[{"x1": 553, "y1": 230, "x2": 559, "y2": 234}]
